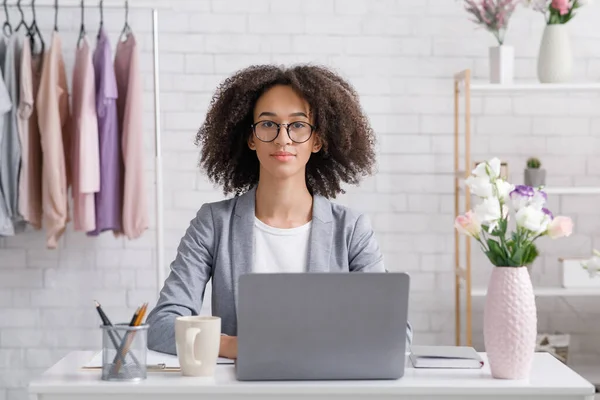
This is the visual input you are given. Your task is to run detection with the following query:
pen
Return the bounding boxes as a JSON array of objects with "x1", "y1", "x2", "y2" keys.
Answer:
[
  {"x1": 94, "y1": 300, "x2": 112, "y2": 326},
  {"x1": 94, "y1": 301, "x2": 142, "y2": 369},
  {"x1": 112, "y1": 302, "x2": 148, "y2": 374},
  {"x1": 147, "y1": 363, "x2": 166, "y2": 371}
]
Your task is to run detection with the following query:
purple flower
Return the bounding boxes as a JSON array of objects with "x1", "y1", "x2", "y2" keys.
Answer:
[
  {"x1": 537, "y1": 189, "x2": 547, "y2": 200},
  {"x1": 542, "y1": 208, "x2": 554, "y2": 219},
  {"x1": 510, "y1": 185, "x2": 535, "y2": 199}
]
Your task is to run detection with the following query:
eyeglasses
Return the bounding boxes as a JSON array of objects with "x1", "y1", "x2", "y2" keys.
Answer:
[{"x1": 250, "y1": 120, "x2": 316, "y2": 144}]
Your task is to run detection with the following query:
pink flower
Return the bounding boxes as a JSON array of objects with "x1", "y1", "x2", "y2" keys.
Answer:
[
  {"x1": 546, "y1": 216, "x2": 573, "y2": 239},
  {"x1": 552, "y1": 0, "x2": 570, "y2": 15},
  {"x1": 455, "y1": 211, "x2": 482, "y2": 239}
]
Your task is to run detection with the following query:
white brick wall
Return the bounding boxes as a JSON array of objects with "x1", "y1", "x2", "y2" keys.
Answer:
[{"x1": 1, "y1": 0, "x2": 600, "y2": 398}]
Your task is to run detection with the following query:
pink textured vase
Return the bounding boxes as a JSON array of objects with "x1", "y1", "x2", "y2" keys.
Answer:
[{"x1": 483, "y1": 266, "x2": 537, "y2": 380}]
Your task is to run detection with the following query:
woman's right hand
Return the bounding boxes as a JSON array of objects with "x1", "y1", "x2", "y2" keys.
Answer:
[{"x1": 219, "y1": 335, "x2": 238, "y2": 359}]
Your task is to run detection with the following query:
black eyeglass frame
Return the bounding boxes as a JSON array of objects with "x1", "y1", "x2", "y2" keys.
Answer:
[{"x1": 250, "y1": 120, "x2": 316, "y2": 144}]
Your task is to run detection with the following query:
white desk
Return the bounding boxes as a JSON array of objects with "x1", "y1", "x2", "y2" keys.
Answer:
[{"x1": 28, "y1": 351, "x2": 596, "y2": 400}]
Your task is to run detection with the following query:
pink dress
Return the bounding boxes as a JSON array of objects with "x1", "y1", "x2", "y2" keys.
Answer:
[
  {"x1": 25, "y1": 51, "x2": 44, "y2": 230},
  {"x1": 114, "y1": 33, "x2": 147, "y2": 240},
  {"x1": 71, "y1": 37, "x2": 100, "y2": 232},
  {"x1": 37, "y1": 32, "x2": 71, "y2": 248}
]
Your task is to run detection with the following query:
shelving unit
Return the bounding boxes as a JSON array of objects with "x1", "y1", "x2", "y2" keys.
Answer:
[
  {"x1": 470, "y1": 82, "x2": 600, "y2": 93},
  {"x1": 471, "y1": 286, "x2": 600, "y2": 297},
  {"x1": 453, "y1": 69, "x2": 600, "y2": 348}
]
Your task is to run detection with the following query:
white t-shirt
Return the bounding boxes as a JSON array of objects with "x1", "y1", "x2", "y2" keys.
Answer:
[{"x1": 252, "y1": 217, "x2": 311, "y2": 273}]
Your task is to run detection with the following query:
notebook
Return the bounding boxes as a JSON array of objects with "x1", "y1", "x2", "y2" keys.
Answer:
[
  {"x1": 82, "y1": 349, "x2": 234, "y2": 372},
  {"x1": 409, "y1": 345, "x2": 484, "y2": 369}
]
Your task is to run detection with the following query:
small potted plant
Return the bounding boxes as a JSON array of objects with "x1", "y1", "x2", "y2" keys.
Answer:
[{"x1": 524, "y1": 157, "x2": 546, "y2": 187}]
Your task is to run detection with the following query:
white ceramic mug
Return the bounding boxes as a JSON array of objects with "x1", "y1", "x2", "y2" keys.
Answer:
[{"x1": 175, "y1": 316, "x2": 221, "y2": 377}]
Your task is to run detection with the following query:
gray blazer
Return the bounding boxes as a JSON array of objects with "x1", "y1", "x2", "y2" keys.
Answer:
[{"x1": 146, "y1": 186, "x2": 413, "y2": 355}]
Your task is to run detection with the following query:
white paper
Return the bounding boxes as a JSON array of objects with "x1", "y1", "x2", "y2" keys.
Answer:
[{"x1": 83, "y1": 349, "x2": 234, "y2": 368}]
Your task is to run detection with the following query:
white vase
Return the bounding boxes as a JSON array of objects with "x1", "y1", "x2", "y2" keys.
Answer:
[
  {"x1": 537, "y1": 24, "x2": 573, "y2": 83},
  {"x1": 483, "y1": 266, "x2": 537, "y2": 379},
  {"x1": 489, "y1": 45, "x2": 514, "y2": 84}
]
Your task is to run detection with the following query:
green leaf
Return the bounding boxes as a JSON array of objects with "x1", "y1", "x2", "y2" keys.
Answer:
[
  {"x1": 488, "y1": 219, "x2": 505, "y2": 237},
  {"x1": 511, "y1": 231, "x2": 519, "y2": 242},
  {"x1": 486, "y1": 239, "x2": 507, "y2": 266},
  {"x1": 523, "y1": 244, "x2": 539, "y2": 266},
  {"x1": 511, "y1": 246, "x2": 525, "y2": 266},
  {"x1": 485, "y1": 250, "x2": 501, "y2": 266}
]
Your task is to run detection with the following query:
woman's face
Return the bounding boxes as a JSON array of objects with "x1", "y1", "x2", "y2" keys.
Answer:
[{"x1": 249, "y1": 85, "x2": 322, "y2": 182}]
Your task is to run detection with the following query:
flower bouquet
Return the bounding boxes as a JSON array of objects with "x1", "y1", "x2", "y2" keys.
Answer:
[
  {"x1": 525, "y1": 0, "x2": 592, "y2": 82},
  {"x1": 455, "y1": 158, "x2": 573, "y2": 380},
  {"x1": 463, "y1": 0, "x2": 521, "y2": 83},
  {"x1": 525, "y1": 0, "x2": 590, "y2": 25}
]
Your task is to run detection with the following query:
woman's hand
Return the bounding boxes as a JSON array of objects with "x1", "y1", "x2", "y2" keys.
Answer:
[{"x1": 219, "y1": 335, "x2": 238, "y2": 359}]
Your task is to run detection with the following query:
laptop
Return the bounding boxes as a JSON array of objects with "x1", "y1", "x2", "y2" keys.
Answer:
[{"x1": 235, "y1": 272, "x2": 410, "y2": 381}]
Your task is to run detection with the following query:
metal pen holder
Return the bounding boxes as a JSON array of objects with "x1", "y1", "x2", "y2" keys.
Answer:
[{"x1": 101, "y1": 323, "x2": 148, "y2": 381}]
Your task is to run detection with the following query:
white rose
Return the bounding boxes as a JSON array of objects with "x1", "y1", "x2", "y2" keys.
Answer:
[
  {"x1": 472, "y1": 162, "x2": 488, "y2": 178},
  {"x1": 495, "y1": 180, "x2": 514, "y2": 202},
  {"x1": 487, "y1": 158, "x2": 501, "y2": 179},
  {"x1": 471, "y1": 158, "x2": 501, "y2": 179},
  {"x1": 516, "y1": 206, "x2": 547, "y2": 233},
  {"x1": 511, "y1": 194, "x2": 529, "y2": 211},
  {"x1": 581, "y1": 255, "x2": 600, "y2": 278},
  {"x1": 465, "y1": 176, "x2": 493, "y2": 198},
  {"x1": 530, "y1": 191, "x2": 547, "y2": 210},
  {"x1": 474, "y1": 198, "x2": 502, "y2": 232}
]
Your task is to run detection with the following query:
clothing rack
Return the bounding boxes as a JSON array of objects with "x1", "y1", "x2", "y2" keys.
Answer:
[{"x1": 2, "y1": 2, "x2": 165, "y2": 295}]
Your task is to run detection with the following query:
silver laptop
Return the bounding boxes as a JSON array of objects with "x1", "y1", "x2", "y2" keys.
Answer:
[{"x1": 235, "y1": 272, "x2": 410, "y2": 381}]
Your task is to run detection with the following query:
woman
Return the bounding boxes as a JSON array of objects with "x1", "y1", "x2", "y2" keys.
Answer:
[{"x1": 146, "y1": 64, "x2": 413, "y2": 358}]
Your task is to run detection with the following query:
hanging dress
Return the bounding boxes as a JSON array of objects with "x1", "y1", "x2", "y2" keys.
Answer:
[
  {"x1": 0, "y1": 40, "x2": 12, "y2": 236},
  {"x1": 88, "y1": 27, "x2": 121, "y2": 236},
  {"x1": 17, "y1": 35, "x2": 42, "y2": 230},
  {"x1": 36, "y1": 31, "x2": 71, "y2": 248},
  {"x1": 71, "y1": 36, "x2": 100, "y2": 232},
  {"x1": 0, "y1": 34, "x2": 23, "y2": 233},
  {"x1": 114, "y1": 31, "x2": 147, "y2": 240}
]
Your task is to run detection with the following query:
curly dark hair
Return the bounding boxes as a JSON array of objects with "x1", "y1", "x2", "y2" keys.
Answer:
[{"x1": 195, "y1": 64, "x2": 377, "y2": 199}]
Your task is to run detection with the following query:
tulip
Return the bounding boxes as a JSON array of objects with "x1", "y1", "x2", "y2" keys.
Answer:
[
  {"x1": 546, "y1": 216, "x2": 573, "y2": 239},
  {"x1": 455, "y1": 211, "x2": 482, "y2": 239}
]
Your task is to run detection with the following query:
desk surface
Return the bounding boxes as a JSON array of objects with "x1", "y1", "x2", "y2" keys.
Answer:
[{"x1": 28, "y1": 351, "x2": 595, "y2": 397}]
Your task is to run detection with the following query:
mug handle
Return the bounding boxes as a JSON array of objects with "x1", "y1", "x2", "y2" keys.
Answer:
[{"x1": 185, "y1": 328, "x2": 203, "y2": 367}]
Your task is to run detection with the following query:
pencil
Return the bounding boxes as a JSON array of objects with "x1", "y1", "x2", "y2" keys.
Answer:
[
  {"x1": 112, "y1": 302, "x2": 149, "y2": 374},
  {"x1": 94, "y1": 300, "x2": 142, "y2": 368},
  {"x1": 128, "y1": 305, "x2": 141, "y2": 326}
]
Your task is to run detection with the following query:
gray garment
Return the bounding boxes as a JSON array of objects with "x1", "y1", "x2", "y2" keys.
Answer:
[
  {"x1": 146, "y1": 186, "x2": 413, "y2": 355},
  {"x1": 0, "y1": 37, "x2": 13, "y2": 236},
  {"x1": 0, "y1": 35, "x2": 22, "y2": 234}
]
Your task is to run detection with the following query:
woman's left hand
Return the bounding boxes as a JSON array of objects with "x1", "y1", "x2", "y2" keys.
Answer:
[{"x1": 219, "y1": 335, "x2": 238, "y2": 359}]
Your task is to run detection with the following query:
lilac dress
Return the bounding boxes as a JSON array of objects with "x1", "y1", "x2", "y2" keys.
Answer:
[{"x1": 88, "y1": 28, "x2": 122, "y2": 236}]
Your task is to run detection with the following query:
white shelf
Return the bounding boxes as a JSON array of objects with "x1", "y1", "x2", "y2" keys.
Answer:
[
  {"x1": 455, "y1": 177, "x2": 600, "y2": 195},
  {"x1": 543, "y1": 187, "x2": 600, "y2": 195},
  {"x1": 472, "y1": 286, "x2": 600, "y2": 297},
  {"x1": 470, "y1": 82, "x2": 600, "y2": 93}
]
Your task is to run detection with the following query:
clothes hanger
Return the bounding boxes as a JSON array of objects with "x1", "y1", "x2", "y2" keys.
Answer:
[
  {"x1": 53, "y1": 0, "x2": 58, "y2": 32},
  {"x1": 14, "y1": 0, "x2": 27, "y2": 32},
  {"x1": 14, "y1": 0, "x2": 35, "y2": 51},
  {"x1": 2, "y1": 0, "x2": 12, "y2": 37},
  {"x1": 119, "y1": 0, "x2": 131, "y2": 42},
  {"x1": 97, "y1": 0, "x2": 103, "y2": 38},
  {"x1": 77, "y1": 0, "x2": 85, "y2": 47},
  {"x1": 29, "y1": 0, "x2": 44, "y2": 55}
]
